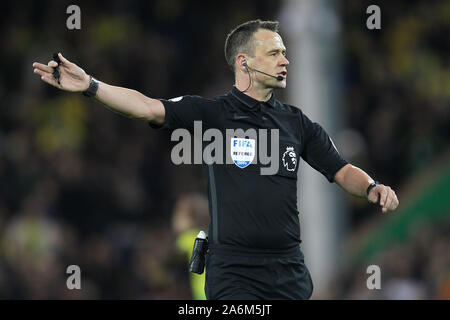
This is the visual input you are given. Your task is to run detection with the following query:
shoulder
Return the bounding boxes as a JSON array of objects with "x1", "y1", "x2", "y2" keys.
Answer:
[
  {"x1": 161, "y1": 95, "x2": 223, "y2": 110},
  {"x1": 166, "y1": 95, "x2": 216, "y2": 104},
  {"x1": 274, "y1": 100, "x2": 305, "y2": 116},
  {"x1": 275, "y1": 101, "x2": 318, "y2": 134},
  {"x1": 212, "y1": 93, "x2": 232, "y2": 104}
]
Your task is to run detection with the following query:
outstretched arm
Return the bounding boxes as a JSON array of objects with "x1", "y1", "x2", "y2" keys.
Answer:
[
  {"x1": 32, "y1": 53, "x2": 165, "y2": 125},
  {"x1": 334, "y1": 164, "x2": 399, "y2": 213}
]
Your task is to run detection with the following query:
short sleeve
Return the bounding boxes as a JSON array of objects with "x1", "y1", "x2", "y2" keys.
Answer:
[
  {"x1": 148, "y1": 95, "x2": 219, "y2": 133},
  {"x1": 300, "y1": 112, "x2": 348, "y2": 182}
]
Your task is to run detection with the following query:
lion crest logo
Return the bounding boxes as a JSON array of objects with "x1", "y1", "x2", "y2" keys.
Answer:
[{"x1": 282, "y1": 146, "x2": 297, "y2": 172}]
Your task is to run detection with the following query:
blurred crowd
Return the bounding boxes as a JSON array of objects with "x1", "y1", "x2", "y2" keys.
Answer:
[
  {"x1": 331, "y1": 0, "x2": 450, "y2": 299},
  {"x1": 337, "y1": 0, "x2": 450, "y2": 226},
  {"x1": 0, "y1": 0, "x2": 449, "y2": 299},
  {"x1": 331, "y1": 218, "x2": 450, "y2": 299}
]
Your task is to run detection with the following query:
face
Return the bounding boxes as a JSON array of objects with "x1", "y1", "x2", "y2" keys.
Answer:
[{"x1": 249, "y1": 29, "x2": 289, "y2": 89}]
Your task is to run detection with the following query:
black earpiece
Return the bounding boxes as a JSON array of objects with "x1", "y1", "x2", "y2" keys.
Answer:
[{"x1": 242, "y1": 60, "x2": 248, "y2": 67}]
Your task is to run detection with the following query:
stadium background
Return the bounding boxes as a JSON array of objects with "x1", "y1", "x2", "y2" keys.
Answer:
[{"x1": 0, "y1": 0, "x2": 449, "y2": 299}]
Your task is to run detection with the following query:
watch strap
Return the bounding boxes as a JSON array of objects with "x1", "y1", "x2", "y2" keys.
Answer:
[
  {"x1": 82, "y1": 76, "x2": 99, "y2": 98},
  {"x1": 366, "y1": 181, "x2": 380, "y2": 197}
]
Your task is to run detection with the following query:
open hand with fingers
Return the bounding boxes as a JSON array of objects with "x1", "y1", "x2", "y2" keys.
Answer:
[
  {"x1": 32, "y1": 53, "x2": 90, "y2": 92},
  {"x1": 367, "y1": 183, "x2": 399, "y2": 213}
]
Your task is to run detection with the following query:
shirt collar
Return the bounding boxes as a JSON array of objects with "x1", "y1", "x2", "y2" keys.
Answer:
[{"x1": 230, "y1": 86, "x2": 277, "y2": 109}]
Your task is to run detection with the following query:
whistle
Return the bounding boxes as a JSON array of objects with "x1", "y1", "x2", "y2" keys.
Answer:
[{"x1": 52, "y1": 53, "x2": 61, "y2": 84}]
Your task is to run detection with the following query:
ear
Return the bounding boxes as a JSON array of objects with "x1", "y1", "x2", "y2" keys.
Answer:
[{"x1": 236, "y1": 54, "x2": 248, "y2": 71}]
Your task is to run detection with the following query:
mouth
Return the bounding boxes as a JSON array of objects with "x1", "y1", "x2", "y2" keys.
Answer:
[{"x1": 278, "y1": 71, "x2": 287, "y2": 78}]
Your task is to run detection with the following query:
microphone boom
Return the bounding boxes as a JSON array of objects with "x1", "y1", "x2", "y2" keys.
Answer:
[{"x1": 245, "y1": 64, "x2": 284, "y2": 81}]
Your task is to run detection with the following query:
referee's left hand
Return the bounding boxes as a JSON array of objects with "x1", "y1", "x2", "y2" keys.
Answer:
[{"x1": 367, "y1": 184, "x2": 399, "y2": 213}]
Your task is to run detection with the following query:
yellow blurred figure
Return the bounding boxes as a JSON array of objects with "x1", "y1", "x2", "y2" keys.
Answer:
[
  {"x1": 172, "y1": 193, "x2": 209, "y2": 300},
  {"x1": 176, "y1": 228, "x2": 206, "y2": 300}
]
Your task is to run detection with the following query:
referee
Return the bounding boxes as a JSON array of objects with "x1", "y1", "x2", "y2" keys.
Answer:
[{"x1": 32, "y1": 19, "x2": 399, "y2": 299}]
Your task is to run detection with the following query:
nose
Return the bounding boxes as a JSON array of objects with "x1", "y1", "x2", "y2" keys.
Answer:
[{"x1": 280, "y1": 55, "x2": 289, "y2": 67}]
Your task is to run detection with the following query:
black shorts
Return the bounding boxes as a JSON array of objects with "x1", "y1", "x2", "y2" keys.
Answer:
[{"x1": 205, "y1": 244, "x2": 313, "y2": 300}]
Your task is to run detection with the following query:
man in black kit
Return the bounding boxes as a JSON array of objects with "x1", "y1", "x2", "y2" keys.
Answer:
[{"x1": 32, "y1": 19, "x2": 399, "y2": 299}]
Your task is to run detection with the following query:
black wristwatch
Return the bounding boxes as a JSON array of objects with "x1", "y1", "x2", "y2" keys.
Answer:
[
  {"x1": 82, "y1": 76, "x2": 99, "y2": 98},
  {"x1": 366, "y1": 181, "x2": 380, "y2": 197}
]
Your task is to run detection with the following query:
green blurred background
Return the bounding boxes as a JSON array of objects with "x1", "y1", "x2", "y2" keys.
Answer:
[{"x1": 0, "y1": 0, "x2": 449, "y2": 299}]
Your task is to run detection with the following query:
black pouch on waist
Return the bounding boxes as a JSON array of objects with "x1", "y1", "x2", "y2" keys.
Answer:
[{"x1": 188, "y1": 231, "x2": 208, "y2": 274}]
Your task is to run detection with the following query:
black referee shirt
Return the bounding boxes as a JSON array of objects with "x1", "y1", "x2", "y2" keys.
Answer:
[{"x1": 150, "y1": 86, "x2": 347, "y2": 252}]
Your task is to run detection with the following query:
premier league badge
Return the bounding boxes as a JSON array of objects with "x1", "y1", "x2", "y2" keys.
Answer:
[
  {"x1": 230, "y1": 138, "x2": 255, "y2": 168},
  {"x1": 282, "y1": 146, "x2": 297, "y2": 172}
]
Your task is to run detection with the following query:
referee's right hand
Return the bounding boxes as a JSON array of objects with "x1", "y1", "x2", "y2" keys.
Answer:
[{"x1": 32, "y1": 53, "x2": 90, "y2": 93}]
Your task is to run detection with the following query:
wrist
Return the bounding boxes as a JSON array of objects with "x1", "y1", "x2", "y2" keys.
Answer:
[
  {"x1": 82, "y1": 75, "x2": 99, "y2": 98},
  {"x1": 82, "y1": 74, "x2": 91, "y2": 91},
  {"x1": 366, "y1": 181, "x2": 380, "y2": 197}
]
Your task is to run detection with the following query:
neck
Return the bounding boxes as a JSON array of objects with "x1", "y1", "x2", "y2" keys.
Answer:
[{"x1": 235, "y1": 81, "x2": 273, "y2": 102}]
